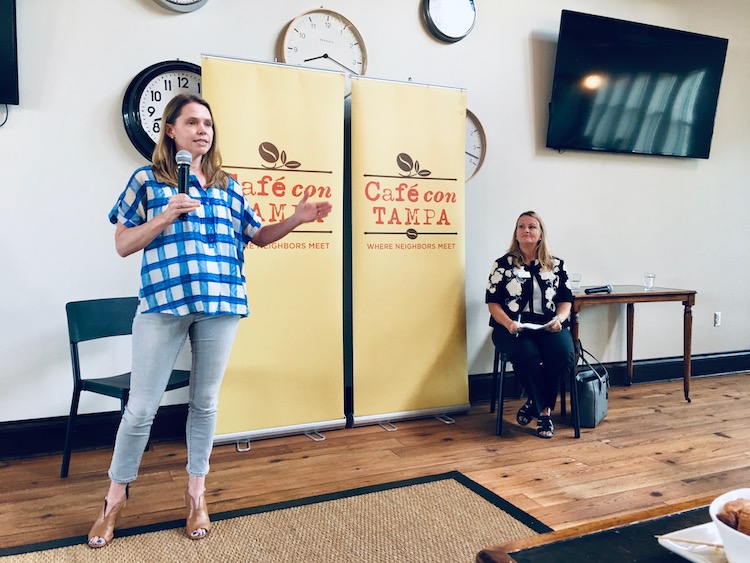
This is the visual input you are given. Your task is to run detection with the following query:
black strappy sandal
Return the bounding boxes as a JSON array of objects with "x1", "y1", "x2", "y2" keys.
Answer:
[
  {"x1": 516, "y1": 399, "x2": 535, "y2": 426},
  {"x1": 537, "y1": 415, "x2": 554, "y2": 439}
]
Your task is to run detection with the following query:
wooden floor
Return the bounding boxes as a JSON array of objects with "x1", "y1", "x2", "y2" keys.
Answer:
[{"x1": 1, "y1": 372, "x2": 749, "y2": 551}]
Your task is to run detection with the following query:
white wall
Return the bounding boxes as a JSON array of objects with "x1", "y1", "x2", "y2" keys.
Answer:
[{"x1": 2, "y1": 0, "x2": 748, "y2": 422}]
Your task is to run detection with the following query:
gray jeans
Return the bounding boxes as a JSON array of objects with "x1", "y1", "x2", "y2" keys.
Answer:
[{"x1": 108, "y1": 312, "x2": 241, "y2": 483}]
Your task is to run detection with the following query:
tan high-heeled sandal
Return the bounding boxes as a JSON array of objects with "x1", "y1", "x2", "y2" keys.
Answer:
[
  {"x1": 87, "y1": 485, "x2": 129, "y2": 548},
  {"x1": 184, "y1": 489, "x2": 211, "y2": 540}
]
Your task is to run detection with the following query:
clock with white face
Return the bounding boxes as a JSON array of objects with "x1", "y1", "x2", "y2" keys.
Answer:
[
  {"x1": 279, "y1": 9, "x2": 367, "y2": 97},
  {"x1": 422, "y1": 0, "x2": 477, "y2": 43},
  {"x1": 122, "y1": 60, "x2": 202, "y2": 160},
  {"x1": 465, "y1": 109, "x2": 486, "y2": 181},
  {"x1": 152, "y1": 0, "x2": 208, "y2": 12}
]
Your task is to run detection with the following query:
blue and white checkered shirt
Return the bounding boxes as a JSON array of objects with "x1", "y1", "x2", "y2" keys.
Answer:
[{"x1": 108, "y1": 166, "x2": 262, "y2": 317}]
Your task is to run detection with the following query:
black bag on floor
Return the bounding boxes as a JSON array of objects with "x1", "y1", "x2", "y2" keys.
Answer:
[{"x1": 575, "y1": 341, "x2": 609, "y2": 428}]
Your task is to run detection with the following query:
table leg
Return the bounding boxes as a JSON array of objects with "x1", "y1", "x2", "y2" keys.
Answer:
[
  {"x1": 683, "y1": 298, "x2": 694, "y2": 403},
  {"x1": 626, "y1": 303, "x2": 634, "y2": 385}
]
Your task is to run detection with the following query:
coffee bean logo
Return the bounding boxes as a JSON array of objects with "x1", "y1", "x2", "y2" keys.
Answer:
[
  {"x1": 395, "y1": 152, "x2": 431, "y2": 178},
  {"x1": 396, "y1": 153, "x2": 414, "y2": 172},
  {"x1": 259, "y1": 142, "x2": 279, "y2": 163},
  {"x1": 258, "y1": 142, "x2": 301, "y2": 169}
]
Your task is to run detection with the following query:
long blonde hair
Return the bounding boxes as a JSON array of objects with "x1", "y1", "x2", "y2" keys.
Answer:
[
  {"x1": 151, "y1": 93, "x2": 229, "y2": 190},
  {"x1": 507, "y1": 210, "x2": 554, "y2": 271}
]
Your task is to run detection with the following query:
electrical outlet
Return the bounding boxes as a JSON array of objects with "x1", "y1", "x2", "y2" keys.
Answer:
[{"x1": 714, "y1": 312, "x2": 721, "y2": 327}]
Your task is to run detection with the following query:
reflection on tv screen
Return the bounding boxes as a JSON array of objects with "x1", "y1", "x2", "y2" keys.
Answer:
[{"x1": 546, "y1": 11, "x2": 728, "y2": 159}]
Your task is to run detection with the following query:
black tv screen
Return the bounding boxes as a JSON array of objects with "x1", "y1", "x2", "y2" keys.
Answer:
[
  {"x1": 0, "y1": 0, "x2": 18, "y2": 105},
  {"x1": 546, "y1": 10, "x2": 728, "y2": 159}
]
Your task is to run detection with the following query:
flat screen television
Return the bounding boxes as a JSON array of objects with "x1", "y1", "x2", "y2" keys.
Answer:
[
  {"x1": 0, "y1": 0, "x2": 19, "y2": 105},
  {"x1": 546, "y1": 10, "x2": 728, "y2": 159}
]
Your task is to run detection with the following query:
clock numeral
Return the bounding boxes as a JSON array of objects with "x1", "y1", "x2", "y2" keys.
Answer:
[
  {"x1": 161, "y1": 77, "x2": 192, "y2": 91},
  {"x1": 147, "y1": 106, "x2": 156, "y2": 117},
  {"x1": 150, "y1": 90, "x2": 162, "y2": 102},
  {"x1": 152, "y1": 122, "x2": 161, "y2": 134}
]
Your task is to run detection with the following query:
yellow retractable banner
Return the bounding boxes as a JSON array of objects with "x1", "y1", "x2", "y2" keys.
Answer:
[
  {"x1": 350, "y1": 77, "x2": 468, "y2": 422},
  {"x1": 202, "y1": 56, "x2": 345, "y2": 442}
]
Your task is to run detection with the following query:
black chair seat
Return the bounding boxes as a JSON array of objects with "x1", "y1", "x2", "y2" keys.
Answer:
[
  {"x1": 80, "y1": 374, "x2": 131, "y2": 398},
  {"x1": 80, "y1": 370, "x2": 190, "y2": 398}
]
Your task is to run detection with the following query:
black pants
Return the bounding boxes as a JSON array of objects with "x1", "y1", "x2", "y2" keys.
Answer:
[{"x1": 492, "y1": 326, "x2": 575, "y2": 414}]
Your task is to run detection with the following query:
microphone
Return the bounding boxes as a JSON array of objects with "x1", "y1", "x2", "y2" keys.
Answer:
[
  {"x1": 176, "y1": 150, "x2": 192, "y2": 220},
  {"x1": 584, "y1": 285, "x2": 613, "y2": 295}
]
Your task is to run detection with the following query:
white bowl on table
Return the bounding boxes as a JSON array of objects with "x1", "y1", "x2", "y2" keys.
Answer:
[{"x1": 709, "y1": 488, "x2": 750, "y2": 563}]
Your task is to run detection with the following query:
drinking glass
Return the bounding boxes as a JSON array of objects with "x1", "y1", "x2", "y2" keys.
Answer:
[{"x1": 644, "y1": 272, "x2": 656, "y2": 290}]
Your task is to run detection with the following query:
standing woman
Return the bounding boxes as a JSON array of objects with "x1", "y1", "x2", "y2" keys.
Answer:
[
  {"x1": 485, "y1": 211, "x2": 575, "y2": 439},
  {"x1": 88, "y1": 93, "x2": 331, "y2": 548}
]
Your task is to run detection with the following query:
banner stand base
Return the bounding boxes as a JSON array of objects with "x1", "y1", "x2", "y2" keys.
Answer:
[
  {"x1": 213, "y1": 417, "x2": 347, "y2": 448},
  {"x1": 351, "y1": 404, "x2": 470, "y2": 429}
]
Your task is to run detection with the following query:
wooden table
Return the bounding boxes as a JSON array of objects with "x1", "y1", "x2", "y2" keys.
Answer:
[
  {"x1": 570, "y1": 285, "x2": 696, "y2": 402},
  {"x1": 477, "y1": 505, "x2": 709, "y2": 562}
]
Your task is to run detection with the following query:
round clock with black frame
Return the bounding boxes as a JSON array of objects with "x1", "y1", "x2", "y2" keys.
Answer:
[{"x1": 122, "y1": 60, "x2": 202, "y2": 160}]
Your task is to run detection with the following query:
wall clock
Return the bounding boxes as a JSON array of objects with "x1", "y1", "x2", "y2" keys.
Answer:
[
  {"x1": 152, "y1": 0, "x2": 208, "y2": 13},
  {"x1": 122, "y1": 60, "x2": 202, "y2": 160},
  {"x1": 279, "y1": 9, "x2": 367, "y2": 97},
  {"x1": 422, "y1": 0, "x2": 476, "y2": 43},
  {"x1": 465, "y1": 109, "x2": 486, "y2": 181}
]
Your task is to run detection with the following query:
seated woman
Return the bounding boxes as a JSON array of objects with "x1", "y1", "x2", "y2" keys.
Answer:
[{"x1": 485, "y1": 211, "x2": 575, "y2": 439}]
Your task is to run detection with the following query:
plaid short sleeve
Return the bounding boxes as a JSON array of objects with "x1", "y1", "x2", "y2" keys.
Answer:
[{"x1": 108, "y1": 168, "x2": 151, "y2": 227}]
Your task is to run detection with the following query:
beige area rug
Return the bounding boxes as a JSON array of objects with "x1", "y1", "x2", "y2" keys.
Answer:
[{"x1": 0, "y1": 472, "x2": 550, "y2": 563}]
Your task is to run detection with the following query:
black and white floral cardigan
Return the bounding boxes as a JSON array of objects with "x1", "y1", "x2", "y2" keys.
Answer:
[{"x1": 485, "y1": 253, "x2": 574, "y2": 329}]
